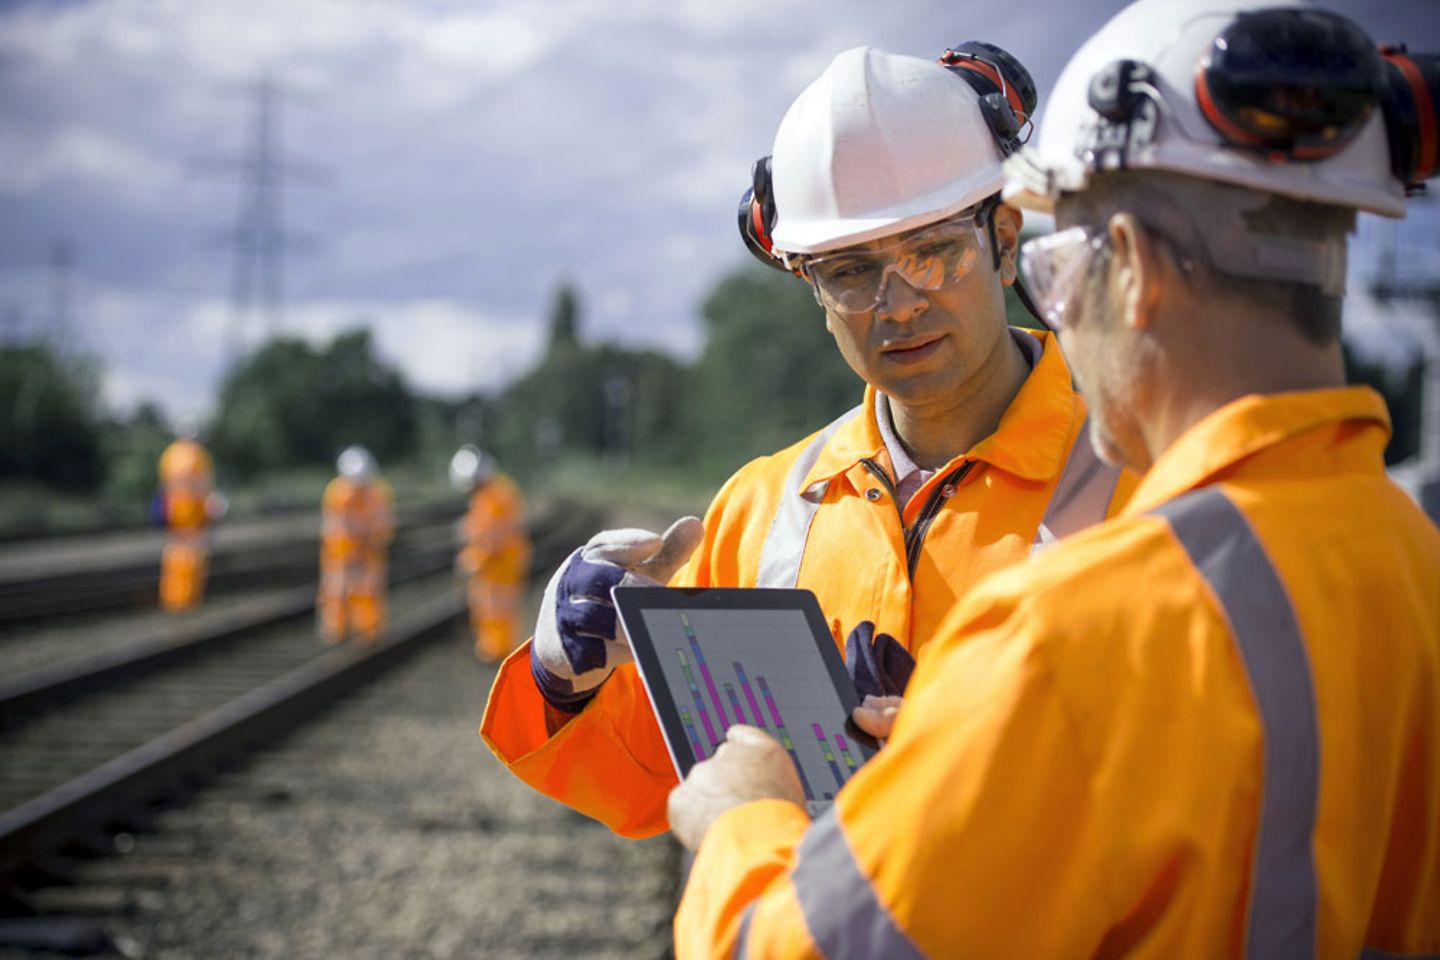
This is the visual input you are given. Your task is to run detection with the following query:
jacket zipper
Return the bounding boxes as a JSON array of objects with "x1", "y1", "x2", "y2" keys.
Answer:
[{"x1": 862, "y1": 458, "x2": 976, "y2": 580}]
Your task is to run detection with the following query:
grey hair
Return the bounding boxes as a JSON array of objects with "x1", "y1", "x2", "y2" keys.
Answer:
[{"x1": 1059, "y1": 170, "x2": 1353, "y2": 345}]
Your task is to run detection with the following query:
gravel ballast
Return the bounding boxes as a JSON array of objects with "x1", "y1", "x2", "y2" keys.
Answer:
[{"x1": 6, "y1": 614, "x2": 682, "y2": 959}]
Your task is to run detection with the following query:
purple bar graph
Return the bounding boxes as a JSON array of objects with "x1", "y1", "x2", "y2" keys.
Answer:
[
  {"x1": 681, "y1": 613, "x2": 730, "y2": 729},
  {"x1": 675, "y1": 648, "x2": 720, "y2": 748},
  {"x1": 680, "y1": 707, "x2": 707, "y2": 760},
  {"x1": 724, "y1": 683, "x2": 748, "y2": 726},
  {"x1": 733, "y1": 662, "x2": 766, "y2": 731},
  {"x1": 813, "y1": 723, "x2": 846, "y2": 789},
  {"x1": 757, "y1": 675, "x2": 814, "y2": 801},
  {"x1": 835, "y1": 734, "x2": 858, "y2": 772}
]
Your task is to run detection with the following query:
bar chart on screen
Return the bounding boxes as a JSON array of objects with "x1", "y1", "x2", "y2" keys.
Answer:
[{"x1": 644, "y1": 607, "x2": 864, "y2": 815}]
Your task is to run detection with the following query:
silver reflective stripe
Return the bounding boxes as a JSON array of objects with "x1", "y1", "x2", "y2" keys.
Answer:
[
  {"x1": 755, "y1": 405, "x2": 864, "y2": 589},
  {"x1": 733, "y1": 904, "x2": 756, "y2": 960},
  {"x1": 1360, "y1": 950, "x2": 1440, "y2": 959},
  {"x1": 1150, "y1": 487, "x2": 1319, "y2": 960},
  {"x1": 789, "y1": 806, "x2": 926, "y2": 959},
  {"x1": 1032, "y1": 415, "x2": 1123, "y2": 552}
]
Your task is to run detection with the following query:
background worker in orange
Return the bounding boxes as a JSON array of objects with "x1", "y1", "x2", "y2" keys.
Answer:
[
  {"x1": 318, "y1": 445, "x2": 394, "y2": 644},
  {"x1": 449, "y1": 445, "x2": 530, "y2": 662},
  {"x1": 483, "y1": 43, "x2": 1139, "y2": 839},
  {"x1": 156, "y1": 425, "x2": 219, "y2": 612},
  {"x1": 667, "y1": 1, "x2": 1440, "y2": 955}
]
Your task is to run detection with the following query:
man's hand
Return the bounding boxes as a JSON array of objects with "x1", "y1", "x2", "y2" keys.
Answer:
[
  {"x1": 530, "y1": 516, "x2": 704, "y2": 712},
  {"x1": 852, "y1": 694, "x2": 903, "y2": 741},
  {"x1": 668, "y1": 725, "x2": 807, "y2": 851}
]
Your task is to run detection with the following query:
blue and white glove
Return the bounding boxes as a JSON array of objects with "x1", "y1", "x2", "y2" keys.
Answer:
[
  {"x1": 531, "y1": 517, "x2": 704, "y2": 712},
  {"x1": 844, "y1": 620, "x2": 915, "y2": 700}
]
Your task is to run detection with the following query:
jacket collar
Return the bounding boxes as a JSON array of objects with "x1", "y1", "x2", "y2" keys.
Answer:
[
  {"x1": 798, "y1": 328, "x2": 1082, "y2": 493},
  {"x1": 1122, "y1": 386, "x2": 1393, "y2": 517}
]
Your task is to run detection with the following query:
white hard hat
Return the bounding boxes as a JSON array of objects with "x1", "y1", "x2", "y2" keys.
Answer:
[
  {"x1": 769, "y1": 46, "x2": 1008, "y2": 255},
  {"x1": 448, "y1": 445, "x2": 494, "y2": 493},
  {"x1": 337, "y1": 445, "x2": 377, "y2": 481},
  {"x1": 1003, "y1": 0, "x2": 1406, "y2": 219}
]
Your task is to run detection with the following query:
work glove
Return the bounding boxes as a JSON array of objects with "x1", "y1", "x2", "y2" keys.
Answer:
[
  {"x1": 844, "y1": 621, "x2": 915, "y2": 700},
  {"x1": 531, "y1": 517, "x2": 704, "y2": 712}
]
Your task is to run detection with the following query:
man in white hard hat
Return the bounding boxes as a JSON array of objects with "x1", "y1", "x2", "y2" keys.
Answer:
[
  {"x1": 665, "y1": 2, "x2": 1440, "y2": 955},
  {"x1": 482, "y1": 43, "x2": 1138, "y2": 838},
  {"x1": 319, "y1": 445, "x2": 394, "y2": 643}
]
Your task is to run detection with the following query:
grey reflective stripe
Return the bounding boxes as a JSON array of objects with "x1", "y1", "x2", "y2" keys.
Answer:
[
  {"x1": 789, "y1": 807, "x2": 926, "y2": 959},
  {"x1": 1032, "y1": 415, "x2": 1123, "y2": 552},
  {"x1": 1360, "y1": 950, "x2": 1440, "y2": 959},
  {"x1": 755, "y1": 405, "x2": 864, "y2": 589},
  {"x1": 733, "y1": 904, "x2": 756, "y2": 960},
  {"x1": 1150, "y1": 487, "x2": 1319, "y2": 960}
]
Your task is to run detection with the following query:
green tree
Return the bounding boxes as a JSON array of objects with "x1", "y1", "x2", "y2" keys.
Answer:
[
  {"x1": 686, "y1": 266, "x2": 861, "y2": 476},
  {"x1": 0, "y1": 342, "x2": 106, "y2": 489},
  {"x1": 210, "y1": 327, "x2": 418, "y2": 478},
  {"x1": 488, "y1": 286, "x2": 688, "y2": 471}
]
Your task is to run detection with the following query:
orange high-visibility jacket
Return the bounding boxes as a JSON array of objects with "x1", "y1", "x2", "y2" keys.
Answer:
[
  {"x1": 321, "y1": 475, "x2": 394, "y2": 565},
  {"x1": 677, "y1": 387, "x2": 1440, "y2": 959},
  {"x1": 461, "y1": 472, "x2": 529, "y2": 581},
  {"x1": 482, "y1": 330, "x2": 1139, "y2": 838},
  {"x1": 158, "y1": 438, "x2": 214, "y2": 530}
]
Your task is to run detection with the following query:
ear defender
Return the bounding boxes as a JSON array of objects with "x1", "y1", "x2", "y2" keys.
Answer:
[
  {"x1": 938, "y1": 41, "x2": 1038, "y2": 156},
  {"x1": 1379, "y1": 45, "x2": 1439, "y2": 191},
  {"x1": 737, "y1": 155, "x2": 801, "y2": 275}
]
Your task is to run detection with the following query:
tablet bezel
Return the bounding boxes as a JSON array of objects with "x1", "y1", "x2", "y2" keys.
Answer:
[{"x1": 612, "y1": 585, "x2": 880, "y2": 781}]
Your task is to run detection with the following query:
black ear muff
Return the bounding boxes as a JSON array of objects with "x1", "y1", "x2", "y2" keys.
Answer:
[
  {"x1": 737, "y1": 155, "x2": 800, "y2": 275},
  {"x1": 1379, "y1": 45, "x2": 1440, "y2": 191},
  {"x1": 939, "y1": 41, "x2": 1038, "y2": 156}
]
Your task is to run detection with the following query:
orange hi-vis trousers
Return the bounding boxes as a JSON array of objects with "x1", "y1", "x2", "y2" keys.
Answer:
[
  {"x1": 468, "y1": 542, "x2": 531, "y2": 661},
  {"x1": 160, "y1": 526, "x2": 208, "y2": 612},
  {"x1": 318, "y1": 548, "x2": 387, "y2": 643}
]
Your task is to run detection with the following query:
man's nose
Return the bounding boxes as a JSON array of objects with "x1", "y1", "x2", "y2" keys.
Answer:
[{"x1": 875, "y1": 266, "x2": 928, "y2": 323}]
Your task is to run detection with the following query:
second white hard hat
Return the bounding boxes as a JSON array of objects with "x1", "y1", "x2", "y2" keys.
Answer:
[
  {"x1": 337, "y1": 445, "x2": 377, "y2": 482},
  {"x1": 1002, "y1": 0, "x2": 1406, "y2": 218},
  {"x1": 768, "y1": 46, "x2": 1008, "y2": 255},
  {"x1": 448, "y1": 445, "x2": 495, "y2": 493}
]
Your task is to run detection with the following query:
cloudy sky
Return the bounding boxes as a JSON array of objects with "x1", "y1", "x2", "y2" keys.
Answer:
[{"x1": 1, "y1": 0, "x2": 1436, "y2": 417}]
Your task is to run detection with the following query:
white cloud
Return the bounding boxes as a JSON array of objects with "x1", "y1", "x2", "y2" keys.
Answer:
[
  {"x1": 3, "y1": 0, "x2": 1437, "y2": 430},
  {"x1": 280, "y1": 298, "x2": 543, "y2": 395}
]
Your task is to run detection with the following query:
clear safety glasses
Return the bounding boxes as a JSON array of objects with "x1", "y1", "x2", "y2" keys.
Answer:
[
  {"x1": 802, "y1": 214, "x2": 988, "y2": 315},
  {"x1": 1018, "y1": 226, "x2": 1109, "y2": 330}
]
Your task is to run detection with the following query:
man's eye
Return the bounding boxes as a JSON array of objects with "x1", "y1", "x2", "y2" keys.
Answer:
[
  {"x1": 825, "y1": 261, "x2": 876, "y2": 282},
  {"x1": 914, "y1": 240, "x2": 959, "y2": 258}
]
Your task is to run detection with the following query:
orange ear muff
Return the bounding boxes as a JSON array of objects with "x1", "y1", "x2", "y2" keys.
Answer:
[
  {"x1": 1380, "y1": 46, "x2": 1439, "y2": 186},
  {"x1": 947, "y1": 58, "x2": 1028, "y2": 126}
]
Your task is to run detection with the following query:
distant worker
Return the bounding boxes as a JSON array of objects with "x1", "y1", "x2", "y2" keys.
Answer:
[
  {"x1": 157, "y1": 426, "x2": 220, "y2": 612},
  {"x1": 319, "y1": 445, "x2": 394, "y2": 644},
  {"x1": 450, "y1": 445, "x2": 531, "y2": 662}
]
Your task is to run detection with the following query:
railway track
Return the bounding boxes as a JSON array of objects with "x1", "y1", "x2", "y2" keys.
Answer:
[
  {"x1": 0, "y1": 504, "x2": 463, "y2": 627},
  {"x1": 0, "y1": 497, "x2": 604, "y2": 894}
]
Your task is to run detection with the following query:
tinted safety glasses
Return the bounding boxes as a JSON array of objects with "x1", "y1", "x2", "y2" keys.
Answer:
[{"x1": 802, "y1": 215, "x2": 988, "y2": 315}]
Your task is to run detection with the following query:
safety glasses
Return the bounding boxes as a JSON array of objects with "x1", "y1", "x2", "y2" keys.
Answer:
[
  {"x1": 802, "y1": 214, "x2": 988, "y2": 315},
  {"x1": 1017, "y1": 227, "x2": 1108, "y2": 330}
]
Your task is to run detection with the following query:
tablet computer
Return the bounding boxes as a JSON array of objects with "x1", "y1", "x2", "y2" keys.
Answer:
[{"x1": 612, "y1": 586, "x2": 878, "y2": 816}]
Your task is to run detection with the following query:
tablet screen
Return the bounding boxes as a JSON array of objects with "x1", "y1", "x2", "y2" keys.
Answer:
[{"x1": 615, "y1": 588, "x2": 876, "y2": 817}]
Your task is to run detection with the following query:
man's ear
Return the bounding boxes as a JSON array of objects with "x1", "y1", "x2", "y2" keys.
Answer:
[
  {"x1": 1106, "y1": 213, "x2": 1164, "y2": 331},
  {"x1": 993, "y1": 204, "x2": 1023, "y2": 287}
]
